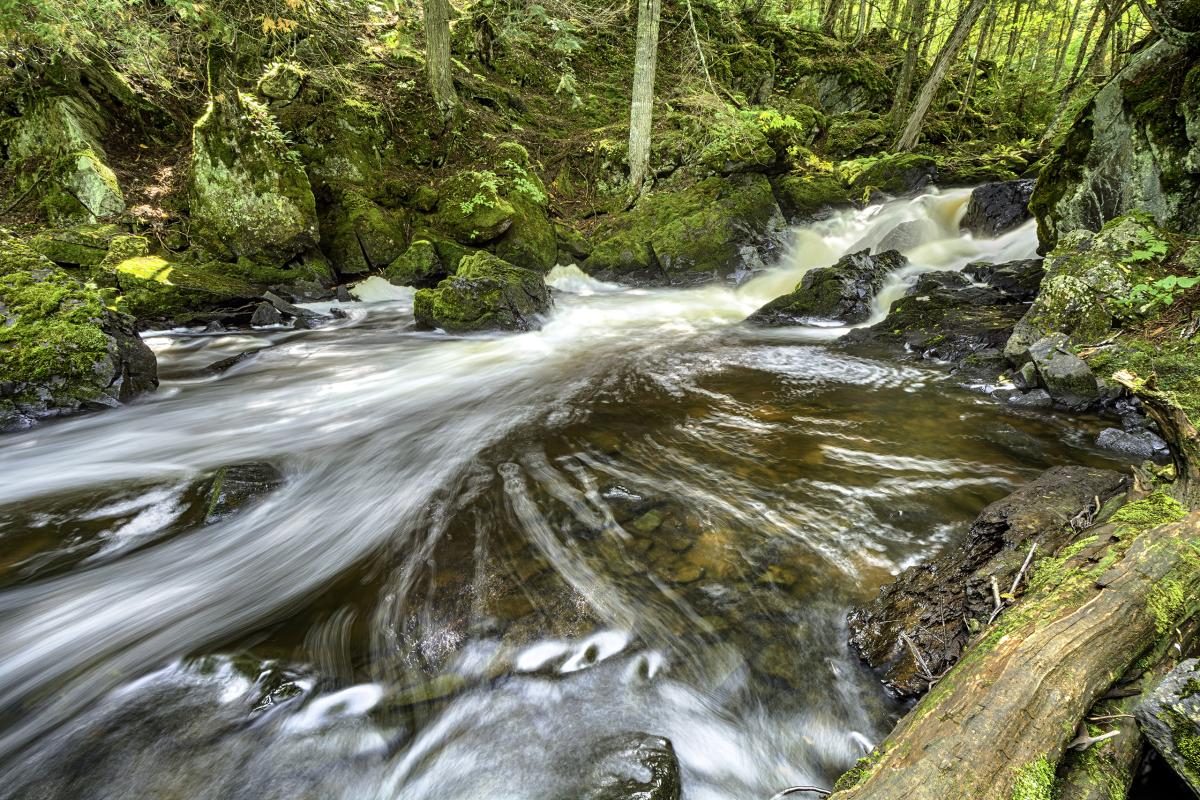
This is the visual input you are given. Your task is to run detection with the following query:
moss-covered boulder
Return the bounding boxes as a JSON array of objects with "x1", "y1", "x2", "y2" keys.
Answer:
[
  {"x1": 847, "y1": 153, "x2": 939, "y2": 196},
  {"x1": 699, "y1": 114, "x2": 777, "y2": 174},
  {"x1": 435, "y1": 170, "x2": 516, "y2": 245},
  {"x1": 384, "y1": 239, "x2": 445, "y2": 287},
  {"x1": 1031, "y1": 40, "x2": 1200, "y2": 251},
  {"x1": 188, "y1": 91, "x2": 319, "y2": 263},
  {"x1": 1004, "y1": 215, "x2": 1160, "y2": 362},
  {"x1": 413, "y1": 251, "x2": 551, "y2": 332},
  {"x1": 491, "y1": 143, "x2": 558, "y2": 272},
  {"x1": 1135, "y1": 657, "x2": 1200, "y2": 795},
  {"x1": 318, "y1": 187, "x2": 409, "y2": 276},
  {"x1": 257, "y1": 62, "x2": 306, "y2": 103},
  {"x1": 27, "y1": 224, "x2": 125, "y2": 268},
  {"x1": 583, "y1": 174, "x2": 785, "y2": 286},
  {"x1": 823, "y1": 112, "x2": 891, "y2": 160},
  {"x1": 771, "y1": 171, "x2": 854, "y2": 222},
  {"x1": 747, "y1": 249, "x2": 905, "y2": 325},
  {"x1": 0, "y1": 232, "x2": 156, "y2": 430},
  {"x1": 0, "y1": 95, "x2": 125, "y2": 223}
]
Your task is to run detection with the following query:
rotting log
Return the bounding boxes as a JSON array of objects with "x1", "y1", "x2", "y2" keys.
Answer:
[
  {"x1": 1114, "y1": 369, "x2": 1200, "y2": 506},
  {"x1": 830, "y1": 511, "x2": 1200, "y2": 800}
]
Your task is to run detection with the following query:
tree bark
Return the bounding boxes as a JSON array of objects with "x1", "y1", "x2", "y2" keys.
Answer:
[
  {"x1": 890, "y1": 0, "x2": 930, "y2": 128},
  {"x1": 823, "y1": 0, "x2": 847, "y2": 35},
  {"x1": 627, "y1": 0, "x2": 662, "y2": 194},
  {"x1": 831, "y1": 513, "x2": 1200, "y2": 800},
  {"x1": 895, "y1": 0, "x2": 989, "y2": 149},
  {"x1": 1053, "y1": 0, "x2": 1086, "y2": 84},
  {"x1": 423, "y1": 0, "x2": 458, "y2": 123},
  {"x1": 1039, "y1": 0, "x2": 1107, "y2": 146}
]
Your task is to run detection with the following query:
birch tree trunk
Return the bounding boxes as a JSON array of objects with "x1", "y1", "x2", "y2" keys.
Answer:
[
  {"x1": 894, "y1": 0, "x2": 986, "y2": 148},
  {"x1": 423, "y1": 0, "x2": 458, "y2": 122},
  {"x1": 627, "y1": 0, "x2": 662, "y2": 194}
]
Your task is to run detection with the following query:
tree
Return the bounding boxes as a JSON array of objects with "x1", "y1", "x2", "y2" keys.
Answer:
[
  {"x1": 890, "y1": 0, "x2": 931, "y2": 128},
  {"x1": 423, "y1": 0, "x2": 458, "y2": 123},
  {"x1": 895, "y1": 0, "x2": 989, "y2": 149},
  {"x1": 627, "y1": 0, "x2": 662, "y2": 194}
]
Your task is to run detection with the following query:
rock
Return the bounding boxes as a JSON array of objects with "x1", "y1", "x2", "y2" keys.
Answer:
[
  {"x1": 384, "y1": 239, "x2": 445, "y2": 288},
  {"x1": 1031, "y1": 40, "x2": 1200, "y2": 251},
  {"x1": 824, "y1": 113, "x2": 891, "y2": 159},
  {"x1": 583, "y1": 173, "x2": 785, "y2": 286},
  {"x1": 699, "y1": 114, "x2": 777, "y2": 174},
  {"x1": 1004, "y1": 216, "x2": 1155, "y2": 362},
  {"x1": 1028, "y1": 334, "x2": 1100, "y2": 410},
  {"x1": 257, "y1": 62, "x2": 305, "y2": 102},
  {"x1": 188, "y1": 90, "x2": 319, "y2": 263},
  {"x1": 1136, "y1": 658, "x2": 1200, "y2": 795},
  {"x1": 555, "y1": 223, "x2": 591, "y2": 264},
  {"x1": 202, "y1": 351, "x2": 257, "y2": 375},
  {"x1": 1096, "y1": 427, "x2": 1170, "y2": 460},
  {"x1": 960, "y1": 179, "x2": 1035, "y2": 238},
  {"x1": 318, "y1": 188, "x2": 409, "y2": 276},
  {"x1": 1013, "y1": 361, "x2": 1039, "y2": 390},
  {"x1": 414, "y1": 251, "x2": 551, "y2": 332},
  {"x1": 771, "y1": 171, "x2": 855, "y2": 222},
  {"x1": 435, "y1": 170, "x2": 515, "y2": 245},
  {"x1": 263, "y1": 291, "x2": 324, "y2": 320},
  {"x1": 848, "y1": 465, "x2": 1128, "y2": 697},
  {"x1": 490, "y1": 144, "x2": 558, "y2": 272},
  {"x1": 963, "y1": 258, "x2": 1044, "y2": 302},
  {"x1": 201, "y1": 462, "x2": 284, "y2": 523},
  {"x1": 0, "y1": 232, "x2": 157, "y2": 430},
  {"x1": 250, "y1": 302, "x2": 283, "y2": 326},
  {"x1": 584, "y1": 732, "x2": 681, "y2": 800},
  {"x1": 748, "y1": 249, "x2": 904, "y2": 325},
  {"x1": 27, "y1": 224, "x2": 123, "y2": 268},
  {"x1": 849, "y1": 153, "x2": 938, "y2": 196},
  {"x1": 1008, "y1": 388, "x2": 1053, "y2": 408}
]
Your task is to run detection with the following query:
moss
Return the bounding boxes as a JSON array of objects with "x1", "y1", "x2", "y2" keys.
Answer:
[
  {"x1": 832, "y1": 748, "x2": 886, "y2": 792},
  {"x1": 847, "y1": 153, "x2": 938, "y2": 196},
  {"x1": 1010, "y1": 757, "x2": 1055, "y2": 800},
  {"x1": 413, "y1": 251, "x2": 550, "y2": 332},
  {"x1": 435, "y1": 170, "x2": 515, "y2": 245},
  {"x1": 771, "y1": 171, "x2": 853, "y2": 221},
  {"x1": 384, "y1": 239, "x2": 444, "y2": 287},
  {"x1": 319, "y1": 187, "x2": 410, "y2": 275},
  {"x1": 823, "y1": 113, "x2": 890, "y2": 159},
  {"x1": 1086, "y1": 336, "x2": 1200, "y2": 423},
  {"x1": 699, "y1": 112, "x2": 777, "y2": 174},
  {"x1": 491, "y1": 151, "x2": 557, "y2": 272},
  {"x1": 27, "y1": 224, "x2": 123, "y2": 268},
  {"x1": 1110, "y1": 492, "x2": 1187, "y2": 537},
  {"x1": 1054, "y1": 740, "x2": 1128, "y2": 800}
]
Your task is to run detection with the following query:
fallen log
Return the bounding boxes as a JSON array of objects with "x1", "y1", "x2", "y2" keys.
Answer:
[{"x1": 830, "y1": 505, "x2": 1200, "y2": 800}]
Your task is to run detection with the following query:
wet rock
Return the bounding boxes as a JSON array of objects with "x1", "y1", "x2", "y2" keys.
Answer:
[
  {"x1": 748, "y1": 249, "x2": 904, "y2": 325},
  {"x1": 1028, "y1": 334, "x2": 1100, "y2": 411},
  {"x1": 584, "y1": 732, "x2": 681, "y2": 800},
  {"x1": 960, "y1": 179, "x2": 1035, "y2": 238},
  {"x1": 250, "y1": 302, "x2": 283, "y2": 327},
  {"x1": 583, "y1": 174, "x2": 785, "y2": 286},
  {"x1": 188, "y1": 90, "x2": 319, "y2": 263},
  {"x1": 203, "y1": 351, "x2": 258, "y2": 375},
  {"x1": 1007, "y1": 388, "x2": 1053, "y2": 408},
  {"x1": 263, "y1": 291, "x2": 324, "y2": 321},
  {"x1": 1135, "y1": 658, "x2": 1200, "y2": 795},
  {"x1": 1096, "y1": 427, "x2": 1170, "y2": 460},
  {"x1": 201, "y1": 462, "x2": 284, "y2": 523},
  {"x1": 555, "y1": 223, "x2": 591, "y2": 264},
  {"x1": 849, "y1": 153, "x2": 938, "y2": 196},
  {"x1": 0, "y1": 232, "x2": 157, "y2": 430},
  {"x1": 963, "y1": 258, "x2": 1044, "y2": 302},
  {"x1": 848, "y1": 465, "x2": 1128, "y2": 697},
  {"x1": 319, "y1": 187, "x2": 409, "y2": 276},
  {"x1": 414, "y1": 251, "x2": 551, "y2": 332},
  {"x1": 771, "y1": 171, "x2": 854, "y2": 223}
]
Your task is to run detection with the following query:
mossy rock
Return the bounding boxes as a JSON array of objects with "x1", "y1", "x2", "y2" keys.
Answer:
[
  {"x1": 748, "y1": 249, "x2": 905, "y2": 325},
  {"x1": 384, "y1": 240, "x2": 444, "y2": 288},
  {"x1": 848, "y1": 153, "x2": 939, "y2": 196},
  {"x1": 822, "y1": 112, "x2": 890, "y2": 160},
  {"x1": 188, "y1": 91, "x2": 319, "y2": 264},
  {"x1": 435, "y1": 170, "x2": 515, "y2": 245},
  {"x1": 699, "y1": 114, "x2": 777, "y2": 174},
  {"x1": 258, "y1": 62, "x2": 306, "y2": 102},
  {"x1": 584, "y1": 173, "x2": 785, "y2": 286},
  {"x1": 413, "y1": 251, "x2": 551, "y2": 332},
  {"x1": 771, "y1": 171, "x2": 854, "y2": 222},
  {"x1": 319, "y1": 187, "x2": 410, "y2": 276},
  {"x1": 490, "y1": 146, "x2": 558, "y2": 272},
  {"x1": 0, "y1": 232, "x2": 156, "y2": 429},
  {"x1": 105, "y1": 254, "x2": 262, "y2": 322},
  {"x1": 27, "y1": 224, "x2": 125, "y2": 268}
]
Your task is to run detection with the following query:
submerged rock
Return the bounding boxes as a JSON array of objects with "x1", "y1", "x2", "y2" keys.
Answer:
[
  {"x1": 200, "y1": 462, "x2": 284, "y2": 523},
  {"x1": 0, "y1": 232, "x2": 157, "y2": 430},
  {"x1": 960, "y1": 179, "x2": 1035, "y2": 238},
  {"x1": 1136, "y1": 658, "x2": 1200, "y2": 795},
  {"x1": 747, "y1": 249, "x2": 904, "y2": 325},
  {"x1": 848, "y1": 465, "x2": 1128, "y2": 697},
  {"x1": 188, "y1": 91, "x2": 319, "y2": 263},
  {"x1": 414, "y1": 251, "x2": 551, "y2": 332},
  {"x1": 584, "y1": 732, "x2": 681, "y2": 800},
  {"x1": 1096, "y1": 427, "x2": 1170, "y2": 461}
]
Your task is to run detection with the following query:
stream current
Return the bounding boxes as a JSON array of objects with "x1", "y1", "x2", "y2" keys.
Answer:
[{"x1": 0, "y1": 188, "x2": 1131, "y2": 799}]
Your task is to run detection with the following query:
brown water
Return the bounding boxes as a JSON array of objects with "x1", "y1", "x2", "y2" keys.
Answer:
[{"x1": 0, "y1": 189, "x2": 1129, "y2": 799}]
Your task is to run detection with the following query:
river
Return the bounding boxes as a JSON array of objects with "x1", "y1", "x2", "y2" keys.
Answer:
[{"x1": 0, "y1": 188, "x2": 1128, "y2": 799}]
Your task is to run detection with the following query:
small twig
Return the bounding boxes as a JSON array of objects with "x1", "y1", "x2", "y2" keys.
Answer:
[
  {"x1": 990, "y1": 575, "x2": 1002, "y2": 612},
  {"x1": 1067, "y1": 729, "x2": 1121, "y2": 750},
  {"x1": 1088, "y1": 713, "x2": 1135, "y2": 721},
  {"x1": 769, "y1": 786, "x2": 832, "y2": 799},
  {"x1": 899, "y1": 630, "x2": 935, "y2": 682},
  {"x1": 1008, "y1": 543, "x2": 1038, "y2": 597}
]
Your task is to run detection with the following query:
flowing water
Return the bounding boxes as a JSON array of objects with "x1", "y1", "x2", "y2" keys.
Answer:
[{"x1": 0, "y1": 188, "x2": 1130, "y2": 799}]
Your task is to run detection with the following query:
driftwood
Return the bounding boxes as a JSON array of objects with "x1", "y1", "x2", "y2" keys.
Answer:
[{"x1": 830, "y1": 512, "x2": 1200, "y2": 800}]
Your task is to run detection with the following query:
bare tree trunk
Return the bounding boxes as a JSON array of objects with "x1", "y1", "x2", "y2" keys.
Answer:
[
  {"x1": 890, "y1": 0, "x2": 930, "y2": 128},
  {"x1": 1039, "y1": 0, "x2": 1107, "y2": 145},
  {"x1": 959, "y1": 0, "x2": 996, "y2": 114},
  {"x1": 1053, "y1": 0, "x2": 1086, "y2": 84},
  {"x1": 823, "y1": 0, "x2": 847, "y2": 35},
  {"x1": 627, "y1": 0, "x2": 662, "y2": 194},
  {"x1": 895, "y1": 0, "x2": 988, "y2": 149},
  {"x1": 830, "y1": 512, "x2": 1200, "y2": 800},
  {"x1": 423, "y1": 0, "x2": 458, "y2": 123}
]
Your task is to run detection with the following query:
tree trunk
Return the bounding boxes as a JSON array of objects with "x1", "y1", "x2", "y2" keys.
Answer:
[
  {"x1": 1053, "y1": 0, "x2": 1086, "y2": 84},
  {"x1": 422, "y1": 0, "x2": 458, "y2": 123},
  {"x1": 895, "y1": 0, "x2": 988, "y2": 149},
  {"x1": 627, "y1": 0, "x2": 662, "y2": 194},
  {"x1": 959, "y1": 0, "x2": 996, "y2": 114},
  {"x1": 1039, "y1": 0, "x2": 1107, "y2": 145},
  {"x1": 921, "y1": 0, "x2": 943, "y2": 58},
  {"x1": 830, "y1": 513, "x2": 1200, "y2": 800},
  {"x1": 823, "y1": 0, "x2": 847, "y2": 35},
  {"x1": 890, "y1": 0, "x2": 930, "y2": 128}
]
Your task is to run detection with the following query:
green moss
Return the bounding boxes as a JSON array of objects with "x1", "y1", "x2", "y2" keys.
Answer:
[
  {"x1": 771, "y1": 171, "x2": 853, "y2": 221},
  {"x1": 1010, "y1": 756, "x2": 1056, "y2": 800},
  {"x1": 384, "y1": 239, "x2": 444, "y2": 287},
  {"x1": 1110, "y1": 492, "x2": 1187, "y2": 537},
  {"x1": 435, "y1": 171, "x2": 515, "y2": 245},
  {"x1": 413, "y1": 251, "x2": 550, "y2": 332},
  {"x1": 832, "y1": 748, "x2": 886, "y2": 792},
  {"x1": 1086, "y1": 336, "x2": 1200, "y2": 423},
  {"x1": 1167, "y1": 707, "x2": 1200, "y2": 784}
]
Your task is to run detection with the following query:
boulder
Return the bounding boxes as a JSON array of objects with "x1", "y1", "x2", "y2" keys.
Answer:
[
  {"x1": 584, "y1": 173, "x2": 785, "y2": 286},
  {"x1": 1031, "y1": 40, "x2": 1200, "y2": 251},
  {"x1": 584, "y1": 732, "x2": 681, "y2": 800},
  {"x1": 848, "y1": 465, "x2": 1128, "y2": 697},
  {"x1": 1028, "y1": 334, "x2": 1101, "y2": 410},
  {"x1": 849, "y1": 153, "x2": 938, "y2": 196},
  {"x1": 962, "y1": 259, "x2": 1044, "y2": 302},
  {"x1": 1096, "y1": 427, "x2": 1170, "y2": 461},
  {"x1": 490, "y1": 143, "x2": 558, "y2": 272},
  {"x1": 200, "y1": 462, "x2": 284, "y2": 523},
  {"x1": 384, "y1": 239, "x2": 446, "y2": 288},
  {"x1": 319, "y1": 187, "x2": 409, "y2": 276},
  {"x1": 960, "y1": 179, "x2": 1035, "y2": 238},
  {"x1": 1135, "y1": 658, "x2": 1200, "y2": 795},
  {"x1": 699, "y1": 114, "x2": 777, "y2": 174},
  {"x1": 0, "y1": 232, "x2": 157, "y2": 430},
  {"x1": 27, "y1": 223, "x2": 124, "y2": 268},
  {"x1": 250, "y1": 302, "x2": 283, "y2": 326},
  {"x1": 1004, "y1": 216, "x2": 1154, "y2": 362},
  {"x1": 414, "y1": 251, "x2": 551, "y2": 332},
  {"x1": 188, "y1": 91, "x2": 319, "y2": 263},
  {"x1": 747, "y1": 249, "x2": 904, "y2": 325},
  {"x1": 257, "y1": 62, "x2": 305, "y2": 103},
  {"x1": 435, "y1": 170, "x2": 515, "y2": 245},
  {"x1": 771, "y1": 172, "x2": 855, "y2": 222}
]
